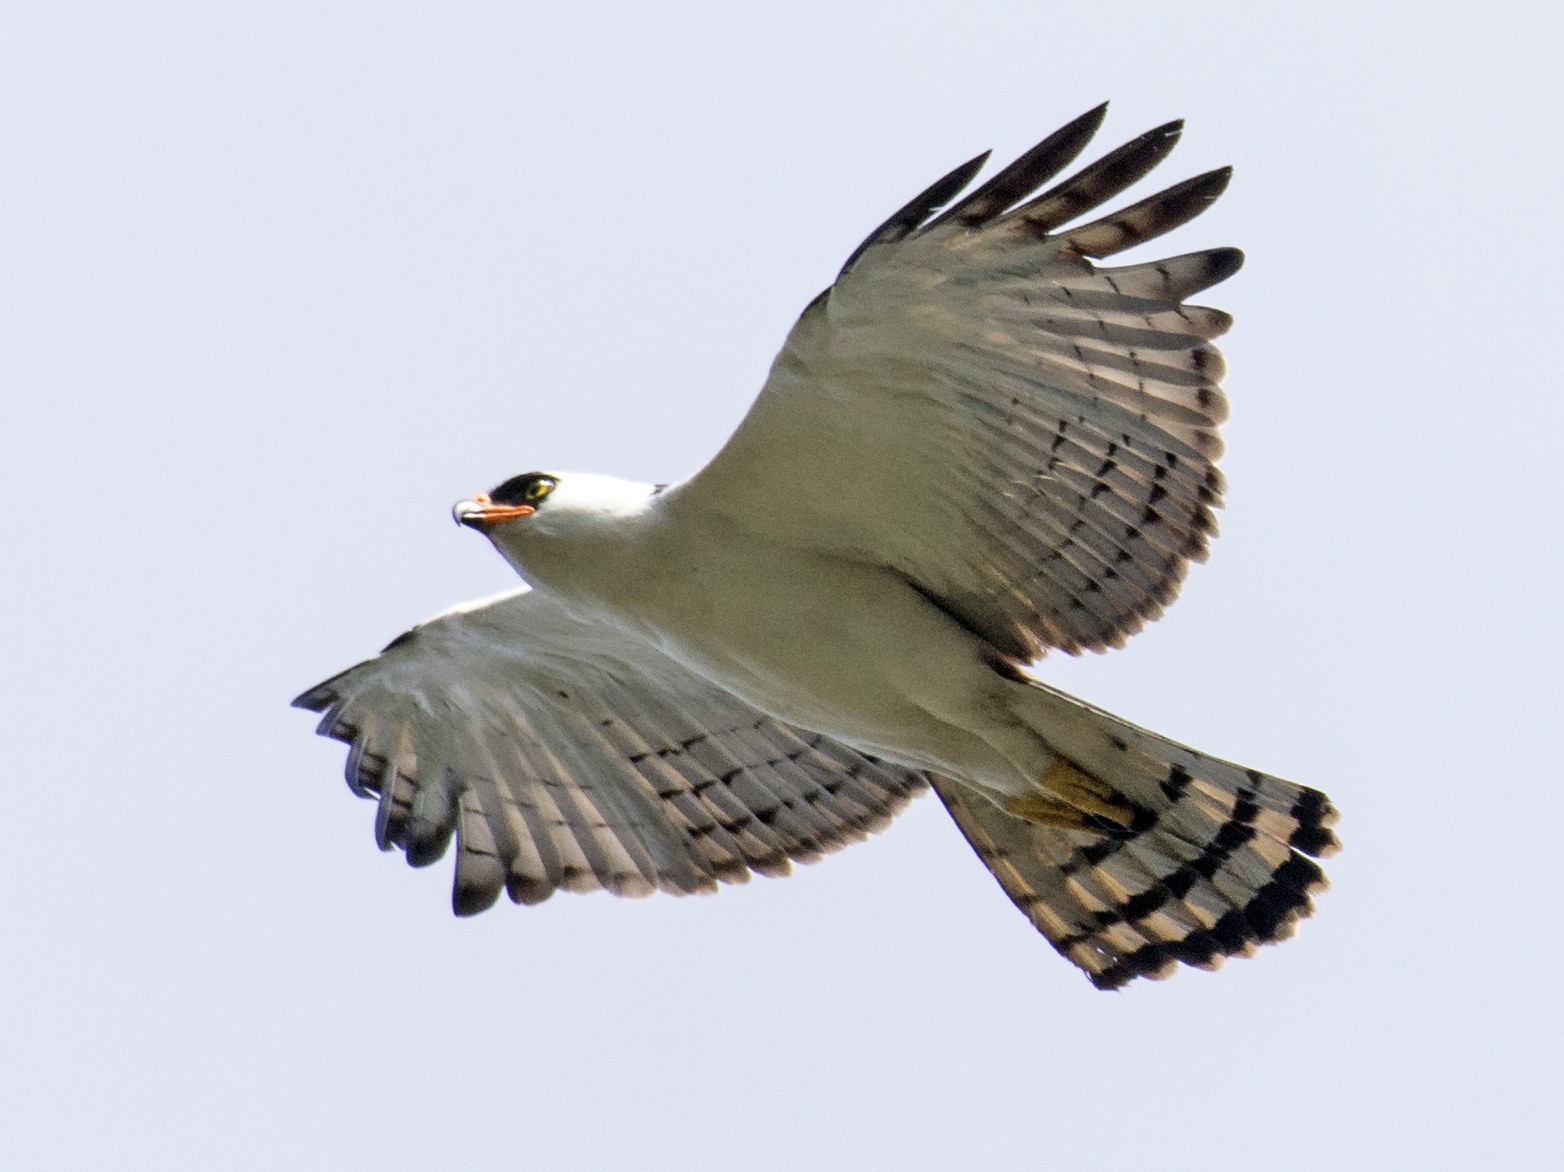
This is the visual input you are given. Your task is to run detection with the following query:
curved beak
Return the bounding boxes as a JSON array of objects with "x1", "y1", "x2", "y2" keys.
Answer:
[{"x1": 452, "y1": 493, "x2": 536, "y2": 530}]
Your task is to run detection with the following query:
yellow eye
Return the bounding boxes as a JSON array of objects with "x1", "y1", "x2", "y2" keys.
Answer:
[{"x1": 487, "y1": 472, "x2": 557, "y2": 508}]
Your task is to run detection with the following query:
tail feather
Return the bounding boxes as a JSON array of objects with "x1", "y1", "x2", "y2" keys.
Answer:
[{"x1": 934, "y1": 682, "x2": 1337, "y2": 990}]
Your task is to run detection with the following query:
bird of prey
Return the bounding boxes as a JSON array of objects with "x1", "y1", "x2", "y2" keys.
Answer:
[{"x1": 296, "y1": 104, "x2": 1339, "y2": 990}]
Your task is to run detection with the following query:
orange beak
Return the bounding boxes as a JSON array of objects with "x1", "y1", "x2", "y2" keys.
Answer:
[{"x1": 452, "y1": 493, "x2": 536, "y2": 529}]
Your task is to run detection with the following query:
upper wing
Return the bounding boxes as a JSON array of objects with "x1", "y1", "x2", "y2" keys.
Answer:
[
  {"x1": 677, "y1": 105, "x2": 1239, "y2": 660},
  {"x1": 293, "y1": 588, "x2": 928, "y2": 913}
]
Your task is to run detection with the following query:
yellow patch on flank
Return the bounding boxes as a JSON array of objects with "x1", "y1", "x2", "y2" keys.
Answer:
[
  {"x1": 1004, "y1": 790, "x2": 1096, "y2": 830},
  {"x1": 1035, "y1": 758, "x2": 1134, "y2": 827}
]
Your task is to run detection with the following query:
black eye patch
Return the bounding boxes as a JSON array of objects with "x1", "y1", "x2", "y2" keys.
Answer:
[{"x1": 489, "y1": 473, "x2": 555, "y2": 506}]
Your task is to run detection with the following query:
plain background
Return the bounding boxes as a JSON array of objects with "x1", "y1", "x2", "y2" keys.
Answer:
[{"x1": 5, "y1": 3, "x2": 1560, "y2": 1168}]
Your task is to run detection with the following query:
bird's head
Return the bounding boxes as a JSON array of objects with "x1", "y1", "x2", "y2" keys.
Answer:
[
  {"x1": 453, "y1": 471, "x2": 660, "y2": 587},
  {"x1": 453, "y1": 471, "x2": 658, "y2": 540},
  {"x1": 452, "y1": 471, "x2": 561, "y2": 530}
]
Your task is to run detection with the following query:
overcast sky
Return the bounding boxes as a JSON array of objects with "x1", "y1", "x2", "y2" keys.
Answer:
[{"x1": 5, "y1": 3, "x2": 1561, "y2": 1168}]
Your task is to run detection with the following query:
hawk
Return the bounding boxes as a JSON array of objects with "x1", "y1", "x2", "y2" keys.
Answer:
[{"x1": 296, "y1": 104, "x2": 1339, "y2": 989}]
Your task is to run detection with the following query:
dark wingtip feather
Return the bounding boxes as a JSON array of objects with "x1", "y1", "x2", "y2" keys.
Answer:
[
  {"x1": 1203, "y1": 246, "x2": 1245, "y2": 285},
  {"x1": 838, "y1": 149, "x2": 991, "y2": 275},
  {"x1": 293, "y1": 658, "x2": 377, "y2": 711},
  {"x1": 406, "y1": 835, "x2": 453, "y2": 869},
  {"x1": 507, "y1": 874, "x2": 558, "y2": 907},
  {"x1": 344, "y1": 737, "x2": 379, "y2": 798},
  {"x1": 453, "y1": 879, "x2": 504, "y2": 917},
  {"x1": 1098, "y1": 246, "x2": 1245, "y2": 301},
  {"x1": 933, "y1": 103, "x2": 1110, "y2": 228},
  {"x1": 1063, "y1": 166, "x2": 1234, "y2": 259},
  {"x1": 292, "y1": 682, "x2": 337, "y2": 711},
  {"x1": 1015, "y1": 118, "x2": 1185, "y2": 234}
]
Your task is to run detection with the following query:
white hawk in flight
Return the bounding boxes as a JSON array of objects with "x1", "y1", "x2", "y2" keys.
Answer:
[{"x1": 296, "y1": 105, "x2": 1339, "y2": 989}]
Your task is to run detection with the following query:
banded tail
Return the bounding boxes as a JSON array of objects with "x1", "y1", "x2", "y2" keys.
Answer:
[{"x1": 936, "y1": 681, "x2": 1339, "y2": 989}]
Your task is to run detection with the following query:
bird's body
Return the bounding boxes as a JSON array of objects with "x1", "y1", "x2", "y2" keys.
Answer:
[
  {"x1": 494, "y1": 475, "x2": 1039, "y2": 800},
  {"x1": 298, "y1": 106, "x2": 1340, "y2": 989}
]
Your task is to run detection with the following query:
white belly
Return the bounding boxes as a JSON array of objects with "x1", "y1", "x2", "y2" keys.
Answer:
[
  {"x1": 494, "y1": 497, "x2": 1047, "y2": 796},
  {"x1": 624, "y1": 537, "x2": 1032, "y2": 790}
]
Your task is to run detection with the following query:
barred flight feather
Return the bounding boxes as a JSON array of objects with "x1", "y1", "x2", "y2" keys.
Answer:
[
  {"x1": 936, "y1": 104, "x2": 1108, "y2": 228},
  {"x1": 293, "y1": 591, "x2": 929, "y2": 915},
  {"x1": 690, "y1": 110, "x2": 1250, "y2": 658},
  {"x1": 934, "y1": 680, "x2": 1339, "y2": 989},
  {"x1": 1061, "y1": 167, "x2": 1232, "y2": 259},
  {"x1": 1012, "y1": 121, "x2": 1185, "y2": 235}
]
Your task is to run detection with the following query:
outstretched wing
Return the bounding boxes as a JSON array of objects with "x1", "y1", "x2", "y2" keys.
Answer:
[
  {"x1": 294, "y1": 588, "x2": 929, "y2": 913},
  {"x1": 678, "y1": 105, "x2": 1239, "y2": 660}
]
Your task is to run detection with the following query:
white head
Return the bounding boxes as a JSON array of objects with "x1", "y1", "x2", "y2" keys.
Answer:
[{"x1": 452, "y1": 471, "x2": 659, "y2": 583}]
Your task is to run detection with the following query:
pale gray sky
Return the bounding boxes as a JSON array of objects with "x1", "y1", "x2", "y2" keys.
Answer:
[{"x1": 5, "y1": 3, "x2": 1560, "y2": 1168}]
